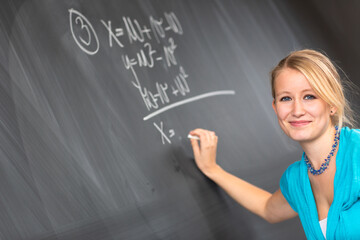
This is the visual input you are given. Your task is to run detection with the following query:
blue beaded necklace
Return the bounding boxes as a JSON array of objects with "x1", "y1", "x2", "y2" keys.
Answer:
[{"x1": 304, "y1": 126, "x2": 340, "y2": 175}]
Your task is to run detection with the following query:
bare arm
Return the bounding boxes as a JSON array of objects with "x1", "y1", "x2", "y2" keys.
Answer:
[{"x1": 189, "y1": 128, "x2": 297, "y2": 223}]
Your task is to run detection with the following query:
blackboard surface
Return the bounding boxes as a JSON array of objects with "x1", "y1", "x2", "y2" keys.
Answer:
[{"x1": 1, "y1": 1, "x2": 359, "y2": 239}]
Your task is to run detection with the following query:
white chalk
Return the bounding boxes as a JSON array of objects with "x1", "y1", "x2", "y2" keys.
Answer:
[{"x1": 187, "y1": 134, "x2": 200, "y2": 140}]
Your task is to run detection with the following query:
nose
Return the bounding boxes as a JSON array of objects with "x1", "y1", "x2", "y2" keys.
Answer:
[{"x1": 292, "y1": 99, "x2": 305, "y2": 117}]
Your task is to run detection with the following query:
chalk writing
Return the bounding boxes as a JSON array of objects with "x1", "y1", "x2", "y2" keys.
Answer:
[
  {"x1": 153, "y1": 121, "x2": 174, "y2": 144},
  {"x1": 149, "y1": 16, "x2": 165, "y2": 43},
  {"x1": 69, "y1": 9, "x2": 99, "y2": 55},
  {"x1": 164, "y1": 12, "x2": 183, "y2": 34},
  {"x1": 69, "y1": 9, "x2": 235, "y2": 145},
  {"x1": 100, "y1": 20, "x2": 124, "y2": 48},
  {"x1": 123, "y1": 17, "x2": 152, "y2": 43},
  {"x1": 121, "y1": 43, "x2": 157, "y2": 83},
  {"x1": 163, "y1": 37, "x2": 177, "y2": 67},
  {"x1": 143, "y1": 90, "x2": 236, "y2": 121},
  {"x1": 172, "y1": 66, "x2": 189, "y2": 96},
  {"x1": 150, "y1": 12, "x2": 183, "y2": 43}
]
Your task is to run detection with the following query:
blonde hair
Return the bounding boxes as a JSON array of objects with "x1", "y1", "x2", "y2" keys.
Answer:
[{"x1": 271, "y1": 49, "x2": 355, "y2": 129}]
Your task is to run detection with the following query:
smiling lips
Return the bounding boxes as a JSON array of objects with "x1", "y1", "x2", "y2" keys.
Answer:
[{"x1": 289, "y1": 120, "x2": 312, "y2": 127}]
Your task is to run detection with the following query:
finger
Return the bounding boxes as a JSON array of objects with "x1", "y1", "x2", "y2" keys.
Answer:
[
  {"x1": 191, "y1": 129, "x2": 207, "y2": 144},
  {"x1": 190, "y1": 129, "x2": 214, "y2": 146},
  {"x1": 190, "y1": 138, "x2": 200, "y2": 157},
  {"x1": 190, "y1": 128, "x2": 206, "y2": 136},
  {"x1": 189, "y1": 129, "x2": 202, "y2": 139},
  {"x1": 206, "y1": 132, "x2": 217, "y2": 148},
  {"x1": 204, "y1": 131, "x2": 210, "y2": 142}
]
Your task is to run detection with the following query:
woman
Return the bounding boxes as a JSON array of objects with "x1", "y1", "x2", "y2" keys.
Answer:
[{"x1": 189, "y1": 49, "x2": 360, "y2": 239}]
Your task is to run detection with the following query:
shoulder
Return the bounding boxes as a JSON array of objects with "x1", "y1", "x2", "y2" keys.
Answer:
[
  {"x1": 339, "y1": 127, "x2": 360, "y2": 191},
  {"x1": 279, "y1": 160, "x2": 303, "y2": 212},
  {"x1": 280, "y1": 160, "x2": 302, "y2": 191},
  {"x1": 341, "y1": 127, "x2": 360, "y2": 145},
  {"x1": 340, "y1": 127, "x2": 360, "y2": 160},
  {"x1": 282, "y1": 160, "x2": 302, "y2": 177}
]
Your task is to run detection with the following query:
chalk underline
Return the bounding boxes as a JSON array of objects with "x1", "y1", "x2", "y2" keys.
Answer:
[{"x1": 143, "y1": 90, "x2": 236, "y2": 121}]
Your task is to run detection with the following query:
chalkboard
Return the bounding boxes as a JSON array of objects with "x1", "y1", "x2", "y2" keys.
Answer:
[{"x1": 1, "y1": 0, "x2": 359, "y2": 239}]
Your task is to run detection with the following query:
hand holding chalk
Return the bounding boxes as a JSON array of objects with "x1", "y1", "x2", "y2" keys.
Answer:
[
  {"x1": 187, "y1": 134, "x2": 200, "y2": 140},
  {"x1": 188, "y1": 129, "x2": 219, "y2": 176}
]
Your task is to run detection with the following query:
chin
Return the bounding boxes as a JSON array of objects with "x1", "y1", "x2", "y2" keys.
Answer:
[
  {"x1": 282, "y1": 126, "x2": 312, "y2": 142},
  {"x1": 289, "y1": 134, "x2": 310, "y2": 142}
]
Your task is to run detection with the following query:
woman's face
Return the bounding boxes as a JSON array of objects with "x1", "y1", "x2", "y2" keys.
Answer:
[{"x1": 272, "y1": 68, "x2": 335, "y2": 143}]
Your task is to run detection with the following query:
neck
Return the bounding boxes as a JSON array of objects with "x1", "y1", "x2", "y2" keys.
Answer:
[{"x1": 300, "y1": 125, "x2": 337, "y2": 169}]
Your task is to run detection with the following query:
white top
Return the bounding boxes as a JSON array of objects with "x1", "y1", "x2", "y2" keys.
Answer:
[{"x1": 319, "y1": 218, "x2": 327, "y2": 239}]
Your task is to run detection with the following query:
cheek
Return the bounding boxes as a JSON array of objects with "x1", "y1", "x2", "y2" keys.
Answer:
[
  {"x1": 275, "y1": 105, "x2": 291, "y2": 120},
  {"x1": 307, "y1": 103, "x2": 330, "y2": 117}
]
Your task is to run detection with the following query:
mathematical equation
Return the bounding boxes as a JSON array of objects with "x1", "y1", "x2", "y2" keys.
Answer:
[
  {"x1": 69, "y1": 8, "x2": 192, "y2": 144},
  {"x1": 69, "y1": 9, "x2": 236, "y2": 145},
  {"x1": 69, "y1": 9, "x2": 183, "y2": 54}
]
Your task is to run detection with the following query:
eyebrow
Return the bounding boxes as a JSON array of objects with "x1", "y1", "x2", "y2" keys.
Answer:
[{"x1": 275, "y1": 88, "x2": 314, "y2": 97}]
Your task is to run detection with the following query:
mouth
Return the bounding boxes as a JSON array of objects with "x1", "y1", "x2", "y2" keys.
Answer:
[{"x1": 289, "y1": 121, "x2": 312, "y2": 127}]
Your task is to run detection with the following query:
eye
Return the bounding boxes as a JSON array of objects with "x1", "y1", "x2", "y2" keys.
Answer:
[
  {"x1": 280, "y1": 96, "x2": 291, "y2": 101},
  {"x1": 304, "y1": 95, "x2": 316, "y2": 100}
]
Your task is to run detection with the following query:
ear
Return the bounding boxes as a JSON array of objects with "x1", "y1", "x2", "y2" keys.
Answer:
[
  {"x1": 330, "y1": 106, "x2": 337, "y2": 116},
  {"x1": 272, "y1": 100, "x2": 277, "y2": 114}
]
